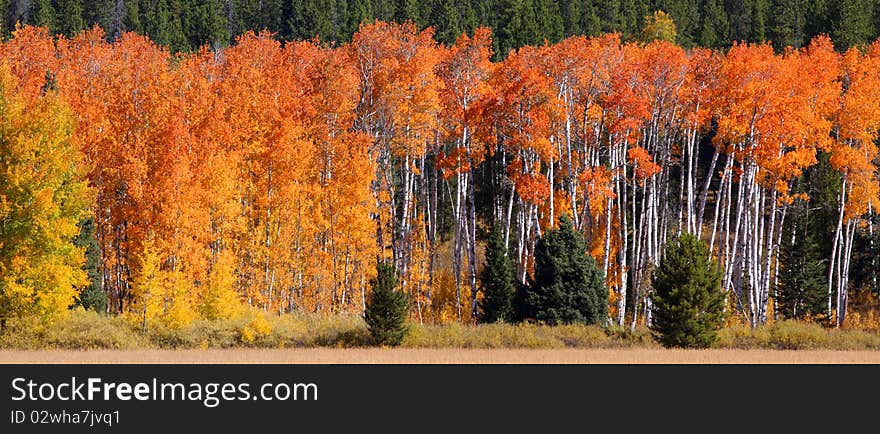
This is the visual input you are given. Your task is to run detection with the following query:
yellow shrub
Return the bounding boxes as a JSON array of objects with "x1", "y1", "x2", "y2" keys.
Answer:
[
  {"x1": 199, "y1": 250, "x2": 242, "y2": 320},
  {"x1": 239, "y1": 312, "x2": 272, "y2": 344}
]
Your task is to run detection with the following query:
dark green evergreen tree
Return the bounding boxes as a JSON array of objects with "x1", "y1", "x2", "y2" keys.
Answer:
[
  {"x1": 832, "y1": 0, "x2": 875, "y2": 50},
  {"x1": 727, "y1": 0, "x2": 759, "y2": 42},
  {"x1": 56, "y1": 0, "x2": 86, "y2": 36},
  {"x1": 776, "y1": 200, "x2": 828, "y2": 321},
  {"x1": 144, "y1": 0, "x2": 177, "y2": 48},
  {"x1": 849, "y1": 212, "x2": 879, "y2": 298},
  {"x1": 346, "y1": 0, "x2": 373, "y2": 38},
  {"x1": 519, "y1": 216, "x2": 608, "y2": 325},
  {"x1": 124, "y1": 0, "x2": 143, "y2": 33},
  {"x1": 74, "y1": 217, "x2": 108, "y2": 313},
  {"x1": 287, "y1": 0, "x2": 341, "y2": 41},
  {"x1": 2, "y1": 0, "x2": 879, "y2": 53},
  {"x1": 597, "y1": 0, "x2": 623, "y2": 33},
  {"x1": 660, "y1": 0, "x2": 700, "y2": 46},
  {"x1": 395, "y1": 0, "x2": 419, "y2": 24},
  {"x1": 534, "y1": 0, "x2": 563, "y2": 44},
  {"x1": 430, "y1": 0, "x2": 462, "y2": 45},
  {"x1": 805, "y1": 0, "x2": 832, "y2": 41},
  {"x1": 364, "y1": 261, "x2": 409, "y2": 346},
  {"x1": 372, "y1": 0, "x2": 395, "y2": 21},
  {"x1": 698, "y1": 0, "x2": 729, "y2": 47},
  {"x1": 750, "y1": 0, "x2": 770, "y2": 42},
  {"x1": 478, "y1": 225, "x2": 516, "y2": 323},
  {"x1": 559, "y1": 0, "x2": 582, "y2": 36},
  {"x1": 496, "y1": 0, "x2": 541, "y2": 57},
  {"x1": 28, "y1": 0, "x2": 56, "y2": 32},
  {"x1": 184, "y1": 0, "x2": 228, "y2": 48},
  {"x1": 651, "y1": 233, "x2": 725, "y2": 348},
  {"x1": 770, "y1": 0, "x2": 807, "y2": 49}
]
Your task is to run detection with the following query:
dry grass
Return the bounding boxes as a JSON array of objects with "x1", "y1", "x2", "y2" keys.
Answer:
[
  {"x1": 2, "y1": 348, "x2": 880, "y2": 364},
  {"x1": 3, "y1": 309, "x2": 880, "y2": 358}
]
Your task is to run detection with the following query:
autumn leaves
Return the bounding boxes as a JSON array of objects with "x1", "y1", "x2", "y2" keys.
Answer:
[{"x1": 0, "y1": 21, "x2": 878, "y2": 329}]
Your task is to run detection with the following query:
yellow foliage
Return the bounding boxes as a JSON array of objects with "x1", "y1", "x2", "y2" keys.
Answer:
[
  {"x1": 239, "y1": 311, "x2": 273, "y2": 344},
  {"x1": 640, "y1": 11, "x2": 678, "y2": 43},
  {"x1": 0, "y1": 64, "x2": 90, "y2": 323},
  {"x1": 199, "y1": 250, "x2": 242, "y2": 320},
  {"x1": 843, "y1": 291, "x2": 880, "y2": 332},
  {"x1": 130, "y1": 240, "x2": 197, "y2": 329}
]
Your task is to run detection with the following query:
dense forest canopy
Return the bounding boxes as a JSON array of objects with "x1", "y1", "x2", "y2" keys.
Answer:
[
  {"x1": 3, "y1": 0, "x2": 880, "y2": 56},
  {"x1": 0, "y1": 4, "x2": 879, "y2": 332}
]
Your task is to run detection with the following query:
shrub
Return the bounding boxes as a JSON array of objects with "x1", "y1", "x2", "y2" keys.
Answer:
[
  {"x1": 651, "y1": 233, "x2": 725, "y2": 348},
  {"x1": 364, "y1": 262, "x2": 409, "y2": 346},
  {"x1": 715, "y1": 324, "x2": 771, "y2": 349},
  {"x1": 0, "y1": 308, "x2": 146, "y2": 349},
  {"x1": 239, "y1": 313, "x2": 273, "y2": 345},
  {"x1": 768, "y1": 320, "x2": 828, "y2": 350}
]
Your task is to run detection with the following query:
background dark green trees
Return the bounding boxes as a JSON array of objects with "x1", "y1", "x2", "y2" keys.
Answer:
[
  {"x1": 6, "y1": 1, "x2": 880, "y2": 55},
  {"x1": 73, "y1": 217, "x2": 108, "y2": 313}
]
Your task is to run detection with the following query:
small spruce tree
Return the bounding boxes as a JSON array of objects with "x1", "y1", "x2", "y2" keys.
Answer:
[
  {"x1": 479, "y1": 225, "x2": 516, "y2": 323},
  {"x1": 520, "y1": 216, "x2": 608, "y2": 325},
  {"x1": 364, "y1": 261, "x2": 409, "y2": 346},
  {"x1": 776, "y1": 204, "x2": 827, "y2": 321},
  {"x1": 651, "y1": 233, "x2": 725, "y2": 348},
  {"x1": 74, "y1": 217, "x2": 108, "y2": 314}
]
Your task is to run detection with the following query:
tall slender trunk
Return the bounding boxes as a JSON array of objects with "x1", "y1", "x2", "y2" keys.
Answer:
[
  {"x1": 467, "y1": 170, "x2": 479, "y2": 323},
  {"x1": 828, "y1": 177, "x2": 847, "y2": 321}
]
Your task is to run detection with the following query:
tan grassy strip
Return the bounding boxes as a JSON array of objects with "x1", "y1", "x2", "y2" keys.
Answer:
[{"x1": 2, "y1": 348, "x2": 880, "y2": 364}]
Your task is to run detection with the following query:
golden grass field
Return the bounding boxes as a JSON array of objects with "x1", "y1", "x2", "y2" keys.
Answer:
[{"x1": 2, "y1": 348, "x2": 880, "y2": 364}]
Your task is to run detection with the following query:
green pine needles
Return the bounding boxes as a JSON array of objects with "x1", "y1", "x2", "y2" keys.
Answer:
[
  {"x1": 74, "y1": 217, "x2": 108, "y2": 314},
  {"x1": 479, "y1": 225, "x2": 517, "y2": 323},
  {"x1": 519, "y1": 216, "x2": 608, "y2": 326},
  {"x1": 364, "y1": 261, "x2": 409, "y2": 346},
  {"x1": 776, "y1": 201, "x2": 828, "y2": 322},
  {"x1": 650, "y1": 233, "x2": 726, "y2": 348}
]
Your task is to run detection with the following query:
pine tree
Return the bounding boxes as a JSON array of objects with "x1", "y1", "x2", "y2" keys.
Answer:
[
  {"x1": 56, "y1": 0, "x2": 86, "y2": 37},
  {"x1": 776, "y1": 201, "x2": 828, "y2": 321},
  {"x1": 188, "y1": 0, "x2": 228, "y2": 49},
  {"x1": 28, "y1": 0, "x2": 57, "y2": 32},
  {"x1": 749, "y1": 0, "x2": 770, "y2": 42},
  {"x1": 770, "y1": 0, "x2": 807, "y2": 49},
  {"x1": 125, "y1": 0, "x2": 144, "y2": 33},
  {"x1": 698, "y1": 0, "x2": 728, "y2": 47},
  {"x1": 520, "y1": 216, "x2": 608, "y2": 325},
  {"x1": 479, "y1": 225, "x2": 516, "y2": 323},
  {"x1": 832, "y1": 0, "x2": 876, "y2": 50},
  {"x1": 430, "y1": 0, "x2": 462, "y2": 45},
  {"x1": 650, "y1": 233, "x2": 725, "y2": 348},
  {"x1": 395, "y1": 0, "x2": 419, "y2": 25},
  {"x1": 364, "y1": 261, "x2": 409, "y2": 346},
  {"x1": 662, "y1": 0, "x2": 700, "y2": 46},
  {"x1": 346, "y1": 0, "x2": 373, "y2": 39},
  {"x1": 74, "y1": 217, "x2": 108, "y2": 313},
  {"x1": 534, "y1": 0, "x2": 563, "y2": 44},
  {"x1": 287, "y1": 0, "x2": 337, "y2": 41}
]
